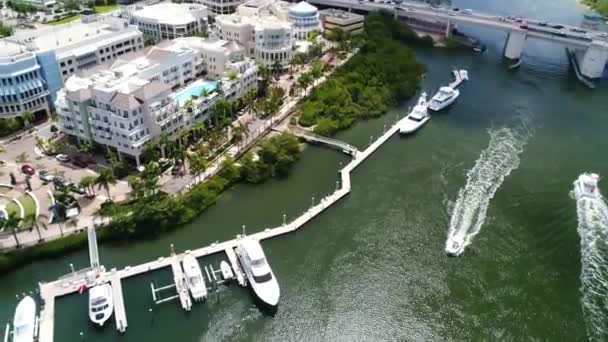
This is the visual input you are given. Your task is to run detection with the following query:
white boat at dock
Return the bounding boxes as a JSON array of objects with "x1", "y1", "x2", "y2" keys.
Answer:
[
  {"x1": 13, "y1": 296, "x2": 36, "y2": 342},
  {"x1": 399, "y1": 92, "x2": 430, "y2": 134},
  {"x1": 429, "y1": 86, "x2": 460, "y2": 112},
  {"x1": 89, "y1": 284, "x2": 114, "y2": 326},
  {"x1": 220, "y1": 260, "x2": 234, "y2": 280},
  {"x1": 429, "y1": 69, "x2": 468, "y2": 112},
  {"x1": 235, "y1": 238, "x2": 280, "y2": 308},
  {"x1": 182, "y1": 254, "x2": 208, "y2": 301}
]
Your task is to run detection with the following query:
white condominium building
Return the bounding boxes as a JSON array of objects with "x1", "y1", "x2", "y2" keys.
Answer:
[
  {"x1": 126, "y1": 3, "x2": 209, "y2": 41},
  {"x1": 56, "y1": 37, "x2": 257, "y2": 165},
  {"x1": 0, "y1": 18, "x2": 143, "y2": 118},
  {"x1": 215, "y1": 0, "x2": 295, "y2": 69}
]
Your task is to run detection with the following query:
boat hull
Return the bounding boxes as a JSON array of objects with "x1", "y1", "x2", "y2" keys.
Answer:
[
  {"x1": 182, "y1": 255, "x2": 207, "y2": 301},
  {"x1": 13, "y1": 296, "x2": 36, "y2": 342},
  {"x1": 88, "y1": 284, "x2": 114, "y2": 327},
  {"x1": 429, "y1": 90, "x2": 460, "y2": 112},
  {"x1": 399, "y1": 116, "x2": 430, "y2": 134}
]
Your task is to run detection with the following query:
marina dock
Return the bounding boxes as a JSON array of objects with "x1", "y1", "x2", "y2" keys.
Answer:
[
  {"x1": 35, "y1": 82, "x2": 437, "y2": 341},
  {"x1": 448, "y1": 69, "x2": 468, "y2": 89}
]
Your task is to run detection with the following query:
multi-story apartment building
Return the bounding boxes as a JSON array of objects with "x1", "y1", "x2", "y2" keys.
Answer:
[
  {"x1": 123, "y1": 3, "x2": 208, "y2": 41},
  {"x1": 215, "y1": 0, "x2": 295, "y2": 68},
  {"x1": 0, "y1": 18, "x2": 143, "y2": 118},
  {"x1": 56, "y1": 38, "x2": 257, "y2": 165}
]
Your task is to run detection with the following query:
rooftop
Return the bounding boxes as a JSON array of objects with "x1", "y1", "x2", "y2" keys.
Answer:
[
  {"x1": 320, "y1": 8, "x2": 364, "y2": 20},
  {"x1": 133, "y1": 3, "x2": 207, "y2": 26},
  {"x1": 289, "y1": 1, "x2": 318, "y2": 16}
]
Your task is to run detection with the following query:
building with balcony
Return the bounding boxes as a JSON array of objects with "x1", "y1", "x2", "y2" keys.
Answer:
[
  {"x1": 195, "y1": 0, "x2": 245, "y2": 16},
  {"x1": 288, "y1": 1, "x2": 321, "y2": 40},
  {"x1": 127, "y1": 3, "x2": 208, "y2": 41},
  {"x1": 55, "y1": 37, "x2": 257, "y2": 165},
  {"x1": 319, "y1": 9, "x2": 364, "y2": 34},
  {"x1": 215, "y1": 0, "x2": 295, "y2": 69},
  {"x1": 0, "y1": 18, "x2": 142, "y2": 118}
]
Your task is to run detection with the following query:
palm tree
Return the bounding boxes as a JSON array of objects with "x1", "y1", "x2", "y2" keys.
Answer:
[
  {"x1": 211, "y1": 99, "x2": 232, "y2": 129},
  {"x1": 127, "y1": 175, "x2": 144, "y2": 199},
  {"x1": 21, "y1": 111, "x2": 34, "y2": 127},
  {"x1": 79, "y1": 175, "x2": 96, "y2": 197},
  {"x1": 188, "y1": 154, "x2": 207, "y2": 182},
  {"x1": 95, "y1": 168, "x2": 116, "y2": 201},
  {"x1": 24, "y1": 212, "x2": 42, "y2": 242},
  {"x1": 2, "y1": 211, "x2": 22, "y2": 248},
  {"x1": 297, "y1": 72, "x2": 313, "y2": 97},
  {"x1": 226, "y1": 69, "x2": 239, "y2": 80},
  {"x1": 159, "y1": 133, "x2": 172, "y2": 159},
  {"x1": 142, "y1": 142, "x2": 160, "y2": 162},
  {"x1": 310, "y1": 60, "x2": 324, "y2": 87},
  {"x1": 35, "y1": 136, "x2": 47, "y2": 154},
  {"x1": 243, "y1": 89, "x2": 257, "y2": 116},
  {"x1": 232, "y1": 122, "x2": 249, "y2": 147},
  {"x1": 271, "y1": 60, "x2": 283, "y2": 77},
  {"x1": 15, "y1": 152, "x2": 29, "y2": 164}
]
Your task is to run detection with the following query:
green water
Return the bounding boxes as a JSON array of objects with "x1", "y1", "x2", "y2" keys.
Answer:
[{"x1": 2, "y1": 0, "x2": 608, "y2": 340}]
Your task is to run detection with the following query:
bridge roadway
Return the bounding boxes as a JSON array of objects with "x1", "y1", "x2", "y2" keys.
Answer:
[{"x1": 310, "y1": 0, "x2": 606, "y2": 47}]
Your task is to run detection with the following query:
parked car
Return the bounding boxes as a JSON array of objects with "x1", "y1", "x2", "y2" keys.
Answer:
[
  {"x1": 69, "y1": 184, "x2": 87, "y2": 195},
  {"x1": 538, "y1": 21, "x2": 548, "y2": 26},
  {"x1": 570, "y1": 27, "x2": 586, "y2": 33},
  {"x1": 53, "y1": 177, "x2": 72, "y2": 189},
  {"x1": 462, "y1": 9, "x2": 472, "y2": 14},
  {"x1": 21, "y1": 164, "x2": 35, "y2": 175},
  {"x1": 73, "y1": 159, "x2": 88, "y2": 168},
  {"x1": 520, "y1": 24, "x2": 529, "y2": 29},
  {"x1": 552, "y1": 24, "x2": 564, "y2": 29},
  {"x1": 452, "y1": 7, "x2": 459, "y2": 11},
  {"x1": 55, "y1": 154, "x2": 70, "y2": 162},
  {"x1": 39, "y1": 170, "x2": 55, "y2": 182}
]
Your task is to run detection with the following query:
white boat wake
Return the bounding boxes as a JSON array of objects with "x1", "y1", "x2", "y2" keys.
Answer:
[
  {"x1": 572, "y1": 174, "x2": 608, "y2": 341},
  {"x1": 445, "y1": 125, "x2": 531, "y2": 256}
]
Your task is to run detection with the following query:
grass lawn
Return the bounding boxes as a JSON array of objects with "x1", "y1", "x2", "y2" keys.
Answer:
[
  {"x1": 5, "y1": 201, "x2": 19, "y2": 217},
  {"x1": 47, "y1": 15, "x2": 79, "y2": 26},
  {"x1": 4, "y1": 195, "x2": 36, "y2": 228},
  {"x1": 19, "y1": 195, "x2": 36, "y2": 218},
  {"x1": 0, "y1": 185, "x2": 11, "y2": 194},
  {"x1": 94, "y1": 4, "x2": 118, "y2": 13}
]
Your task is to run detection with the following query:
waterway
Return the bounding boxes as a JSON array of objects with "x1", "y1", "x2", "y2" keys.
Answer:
[{"x1": 2, "y1": 0, "x2": 608, "y2": 340}]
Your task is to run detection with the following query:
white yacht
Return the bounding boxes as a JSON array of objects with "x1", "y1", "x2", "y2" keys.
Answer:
[
  {"x1": 12, "y1": 296, "x2": 36, "y2": 342},
  {"x1": 235, "y1": 238, "x2": 280, "y2": 307},
  {"x1": 182, "y1": 254, "x2": 207, "y2": 301},
  {"x1": 429, "y1": 86, "x2": 460, "y2": 111},
  {"x1": 88, "y1": 284, "x2": 113, "y2": 326},
  {"x1": 399, "y1": 92, "x2": 430, "y2": 134},
  {"x1": 220, "y1": 260, "x2": 234, "y2": 280},
  {"x1": 573, "y1": 173, "x2": 601, "y2": 200}
]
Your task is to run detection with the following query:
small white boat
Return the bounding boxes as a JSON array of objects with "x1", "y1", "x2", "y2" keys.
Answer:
[
  {"x1": 88, "y1": 284, "x2": 113, "y2": 326},
  {"x1": 459, "y1": 69, "x2": 469, "y2": 81},
  {"x1": 445, "y1": 231, "x2": 466, "y2": 257},
  {"x1": 182, "y1": 254, "x2": 207, "y2": 301},
  {"x1": 220, "y1": 260, "x2": 234, "y2": 280},
  {"x1": 429, "y1": 86, "x2": 460, "y2": 111},
  {"x1": 13, "y1": 296, "x2": 36, "y2": 342},
  {"x1": 235, "y1": 238, "x2": 280, "y2": 307},
  {"x1": 573, "y1": 173, "x2": 601, "y2": 200},
  {"x1": 399, "y1": 92, "x2": 430, "y2": 134}
]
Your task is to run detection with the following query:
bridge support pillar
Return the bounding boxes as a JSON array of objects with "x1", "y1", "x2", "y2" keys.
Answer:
[
  {"x1": 445, "y1": 20, "x2": 452, "y2": 39},
  {"x1": 503, "y1": 29, "x2": 527, "y2": 60},
  {"x1": 580, "y1": 40, "x2": 608, "y2": 79}
]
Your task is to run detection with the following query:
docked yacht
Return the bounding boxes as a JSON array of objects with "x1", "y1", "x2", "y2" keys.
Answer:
[
  {"x1": 429, "y1": 86, "x2": 459, "y2": 111},
  {"x1": 573, "y1": 173, "x2": 601, "y2": 200},
  {"x1": 399, "y1": 92, "x2": 430, "y2": 134},
  {"x1": 88, "y1": 284, "x2": 113, "y2": 326},
  {"x1": 235, "y1": 238, "x2": 280, "y2": 308},
  {"x1": 12, "y1": 296, "x2": 36, "y2": 342},
  {"x1": 445, "y1": 231, "x2": 466, "y2": 257},
  {"x1": 182, "y1": 254, "x2": 207, "y2": 301}
]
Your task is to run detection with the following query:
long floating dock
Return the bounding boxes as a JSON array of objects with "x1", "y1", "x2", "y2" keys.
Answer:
[{"x1": 36, "y1": 98, "x2": 418, "y2": 342}]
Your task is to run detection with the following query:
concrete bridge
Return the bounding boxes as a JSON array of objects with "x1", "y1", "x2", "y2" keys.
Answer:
[{"x1": 308, "y1": 0, "x2": 608, "y2": 79}]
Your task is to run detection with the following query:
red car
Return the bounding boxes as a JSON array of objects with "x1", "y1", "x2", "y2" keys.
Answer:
[{"x1": 21, "y1": 164, "x2": 35, "y2": 175}]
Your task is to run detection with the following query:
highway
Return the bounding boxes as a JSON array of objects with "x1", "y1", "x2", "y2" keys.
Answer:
[{"x1": 309, "y1": 0, "x2": 608, "y2": 48}]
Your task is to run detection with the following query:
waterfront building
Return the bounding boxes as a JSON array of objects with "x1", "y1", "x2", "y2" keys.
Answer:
[
  {"x1": 319, "y1": 9, "x2": 364, "y2": 34},
  {"x1": 20, "y1": 0, "x2": 55, "y2": 9},
  {"x1": 125, "y1": 3, "x2": 209, "y2": 41},
  {"x1": 288, "y1": 1, "x2": 321, "y2": 40},
  {"x1": 214, "y1": 0, "x2": 295, "y2": 69},
  {"x1": 55, "y1": 37, "x2": 257, "y2": 165},
  {"x1": 0, "y1": 18, "x2": 143, "y2": 118}
]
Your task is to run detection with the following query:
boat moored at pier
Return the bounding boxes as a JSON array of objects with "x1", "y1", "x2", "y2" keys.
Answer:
[
  {"x1": 88, "y1": 284, "x2": 114, "y2": 326},
  {"x1": 399, "y1": 92, "x2": 430, "y2": 134},
  {"x1": 182, "y1": 254, "x2": 208, "y2": 301},
  {"x1": 13, "y1": 296, "x2": 36, "y2": 342},
  {"x1": 235, "y1": 238, "x2": 280, "y2": 308}
]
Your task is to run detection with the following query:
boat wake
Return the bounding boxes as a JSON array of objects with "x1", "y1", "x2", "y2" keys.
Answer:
[
  {"x1": 445, "y1": 124, "x2": 531, "y2": 256},
  {"x1": 573, "y1": 179, "x2": 608, "y2": 341}
]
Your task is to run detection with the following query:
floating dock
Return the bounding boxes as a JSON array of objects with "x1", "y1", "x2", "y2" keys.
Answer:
[
  {"x1": 35, "y1": 79, "x2": 444, "y2": 341},
  {"x1": 448, "y1": 69, "x2": 469, "y2": 89}
]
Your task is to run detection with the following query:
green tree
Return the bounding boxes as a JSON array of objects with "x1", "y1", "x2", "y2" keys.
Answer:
[
  {"x1": 15, "y1": 152, "x2": 29, "y2": 163},
  {"x1": 127, "y1": 175, "x2": 144, "y2": 199},
  {"x1": 158, "y1": 132, "x2": 172, "y2": 159},
  {"x1": 0, "y1": 21, "x2": 13, "y2": 38},
  {"x1": 79, "y1": 175, "x2": 96, "y2": 197},
  {"x1": 188, "y1": 154, "x2": 207, "y2": 182},
  {"x1": 95, "y1": 168, "x2": 116, "y2": 201},
  {"x1": 2, "y1": 211, "x2": 22, "y2": 248},
  {"x1": 297, "y1": 72, "x2": 313, "y2": 97},
  {"x1": 143, "y1": 142, "x2": 160, "y2": 162},
  {"x1": 310, "y1": 60, "x2": 324, "y2": 87},
  {"x1": 226, "y1": 69, "x2": 238, "y2": 80}
]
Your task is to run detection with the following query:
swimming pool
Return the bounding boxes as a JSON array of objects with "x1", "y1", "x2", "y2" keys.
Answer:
[{"x1": 173, "y1": 80, "x2": 218, "y2": 106}]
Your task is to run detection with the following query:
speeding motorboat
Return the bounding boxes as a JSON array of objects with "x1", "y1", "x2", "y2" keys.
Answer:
[
  {"x1": 573, "y1": 173, "x2": 601, "y2": 200},
  {"x1": 182, "y1": 254, "x2": 207, "y2": 301},
  {"x1": 429, "y1": 86, "x2": 460, "y2": 111},
  {"x1": 235, "y1": 238, "x2": 280, "y2": 308},
  {"x1": 399, "y1": 92, "x2": 430, "y2": 134},
  {"x1": 445, "y1": 231, "x2": 466, "y2": 257},
  {"x1": 88, "y1": 284, "x2": 113, "y2": 326},
  {"x1": 13, "y1": 296, "x2": 36, "y2": 342}
]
